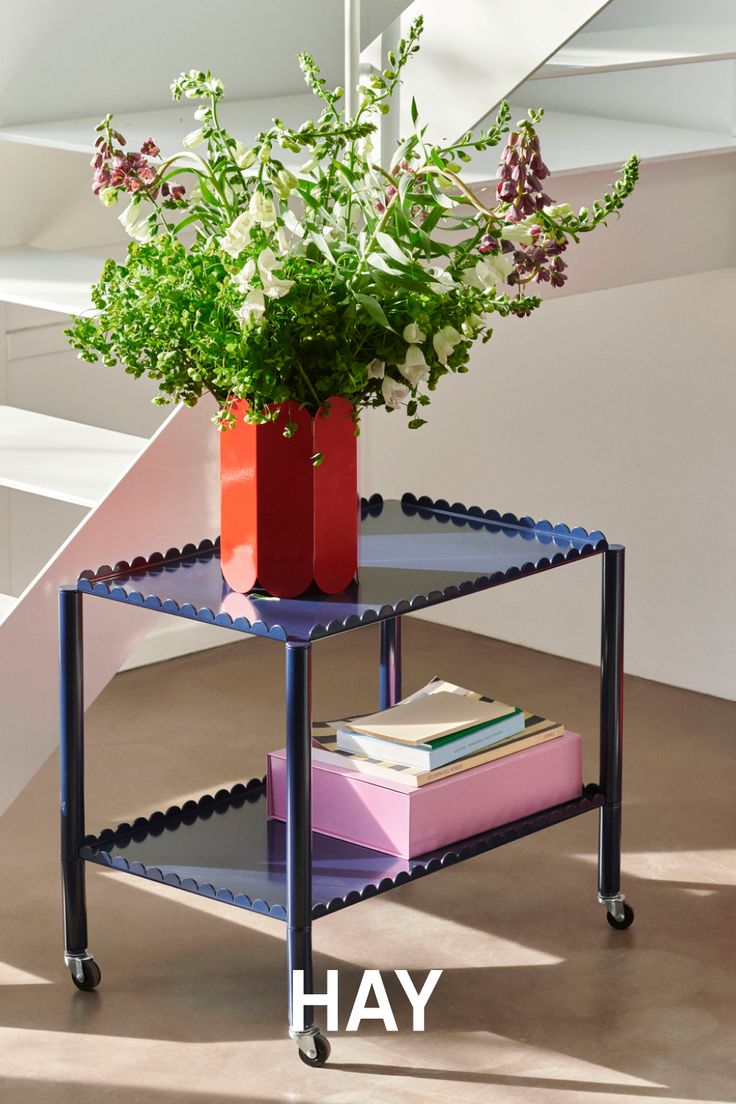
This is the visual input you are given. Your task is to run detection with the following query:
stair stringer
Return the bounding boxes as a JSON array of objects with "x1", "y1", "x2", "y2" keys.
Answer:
[
  {"x1": 0, "y1": 397, "x2": 220, "y2": 815},
  {"x1": 365, "y1": 0, "x2": 613, "y2": 144}
]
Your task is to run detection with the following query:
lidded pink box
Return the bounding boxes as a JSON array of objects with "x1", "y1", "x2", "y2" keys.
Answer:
[{"x1": 267, "y1": 731, "x2": 582, "y2": 859}]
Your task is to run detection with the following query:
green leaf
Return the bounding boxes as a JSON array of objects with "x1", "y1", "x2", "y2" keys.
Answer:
[
  {"x1": 308, "y1": 231, "x2": 335, "y2": 262},
  {"x1": 375, "y1": 231, "x2": 412, "y2": 266},
  {"x1": 353, "y1": 292, "x2": 393, "y2": 330},
  {"x1": 410, "y1": 96, "x2": 419, "y2": 126}
]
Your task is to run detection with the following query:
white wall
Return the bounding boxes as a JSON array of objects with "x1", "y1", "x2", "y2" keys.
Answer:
[{"x1": 361, "y1": 268, "x2": 736, "y2": 701}]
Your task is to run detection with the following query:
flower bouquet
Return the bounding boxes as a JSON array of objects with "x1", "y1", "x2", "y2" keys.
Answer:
[{"x1": 67, "y1": 16, "x2": 638, "y2": 596}]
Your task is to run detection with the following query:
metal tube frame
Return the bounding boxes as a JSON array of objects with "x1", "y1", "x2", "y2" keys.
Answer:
[
  {"x1": 285, "y1": 642, "x2": 315, "y2": 1043},
  {"x1": 598, "y1": 546, "x2": 626, "y2": 911},
  {"x1": 379, "y1": 616, "x2": 402, "y2": 710},
  {"x1": 59, "y1": 586, "x2": 90, "y2": 962}
]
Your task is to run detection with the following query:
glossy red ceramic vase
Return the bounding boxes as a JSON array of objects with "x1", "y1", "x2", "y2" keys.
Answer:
[{"x1": 219, "y1": 397, "x2": 358, "y2": 598}]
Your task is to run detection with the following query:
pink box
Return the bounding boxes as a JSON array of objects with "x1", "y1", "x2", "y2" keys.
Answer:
[{"x1": 266, "y1": 732, "x2": 582, "y2": 859}]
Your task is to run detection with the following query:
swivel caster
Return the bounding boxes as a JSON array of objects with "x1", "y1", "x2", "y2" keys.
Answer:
[
  {"x1": 65, "y1": 953, "x2": 101, "y2": 991},
  {"x1": 292, "y1": 1028, "x2": 331, "y2": 1067},
  {"x1": 599, "y1": 893, "x2": 635, "y2": 930},
  {"x1": 607, "y1": 903, "x2": 635, "y2": 930}
]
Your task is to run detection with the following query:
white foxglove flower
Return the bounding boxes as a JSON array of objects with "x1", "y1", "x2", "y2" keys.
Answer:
[
  {"x1": 462, "y1": 253, "x2": 513, "y2": 291},
  {"x1": 219, "y1": 211, "x2": 253, "y2": 258},
  {"x1": 276, "y1": 169, "x2": 297, "y2": 196},
  {"x1": 235, "y1": 289, "x2": 265, "y2": 325},
  {"x1": 194, "y1": 106, "x2": 207, "y2": 121},
  {"x1": 484, "y1": 251, "x2": 514, "y2": 284},
  {"x1": 543, "y1": 202, "x2": 572, "y2": 219},
  {"x1": 234, "y1": 142, "x2": 256, "y2": 169},
  {"x1": 426, "y1": 265, "x2": 455, "y2": 295},
  {"x1": 367, "y1": 359, "x2": 385, "y2": 379},
  {"x1": 432, "y1": 325, "x2": 463, "y2": 365},
  {"x1": 257, "y1": 247, "x2": 294, "y2": 298},
  {"x1": 232, "y1": 258, "x2": 256, "y2": 292},
  {"x1": 402, "y1": 322, "x2": 426, "y2": 345},
  {"x1": 381, "y1": 375, "x2": 410, "y2": 410},
  {"x1": 118, "y1": 201, "x2": 153, "y2": 242},
  {"x1": 249, "y1": 190, "x2": 277, "y2": 229},
  {"x1": 358, "y1": 135, "x2": 373, "y2": 161},
  {"x1": 463, "y1": 312, "x2": 484, "y2": 336},
  {"x1": 276, "y1": 226, "x2": 290, "y2": 254},
  {"x1": 182, "y1": 128, "x2": 205, "y2": 148},
  {"x1": 398, "y1": 344, "x2": 430, "y2": 387},
  {"x1": 498, "y1": 222, "x2": 534, "y2": 244}
]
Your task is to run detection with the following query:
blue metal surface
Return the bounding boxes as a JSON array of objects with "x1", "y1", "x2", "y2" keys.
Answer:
[
  {"x1": 79, "y1": 781, "x2": 605, "y2": 921},
  {"x1": 379, "y1": 616, "x2": 402, "y2": 709},
  {"x1": 75, "y1": 493, "x2": 607, "y2": 643},
  {"x1": 59, "y1": 586, "x2": 89, "y2": 958},
  {"x1": 285, "y1": 642, "x2": 314, "y2": 1031},
  {"x1": 598, "y1": 546, "x2": 625, "y2": 898}
]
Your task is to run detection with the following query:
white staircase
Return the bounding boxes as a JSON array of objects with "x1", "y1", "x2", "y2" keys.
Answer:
[{"x1": 1, "y1": 0, "x2": 733, "y2": 813}]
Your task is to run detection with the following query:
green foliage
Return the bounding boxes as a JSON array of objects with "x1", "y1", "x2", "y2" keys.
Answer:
[{"x1": 67, "y1": 19, "x2": 639, "y2": 435}]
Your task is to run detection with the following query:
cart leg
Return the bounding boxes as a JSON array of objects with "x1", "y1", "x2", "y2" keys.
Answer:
[
  {"x1": 597, "y1": 547, "x2": 634, "y2": 930},
  {"x1": 59, "y1": 587, "x2": 101, "y2": 990},
  {"x1": 285, "y1": 643, "x2": 330, "y2": 1067},
  {"x1": 379, "y1": 616, "x2": 402, "y2": 709}
]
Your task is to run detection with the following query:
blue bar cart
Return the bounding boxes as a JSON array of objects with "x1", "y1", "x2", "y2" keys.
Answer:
[{"x1": 59, "y1": 493, "x2": 633, "y2": 1066}]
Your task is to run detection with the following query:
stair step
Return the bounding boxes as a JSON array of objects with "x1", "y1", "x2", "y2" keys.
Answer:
[
  {"x1": 0, "y1": 93, "x2": 313, "y2": 162},
  {"x1": 466, "y1": 105, "x2": 736, "y2": 182},
  {"x1": 0, "y1": 406, "x2": 146, "y2": 508},
  {"x1": 0, "y1": 248, "x2": 101, "y2": 315},
  {"x1": 534, "y1": 22, "x2": 736, "y2": 78}
]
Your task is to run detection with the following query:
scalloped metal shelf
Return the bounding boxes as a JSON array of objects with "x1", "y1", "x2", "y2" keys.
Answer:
[
  {"x1": 76, "y1": 493, "x2": 608, "y2": 642},
  {"x1": 80, "y1": 777, "x2": 605, "y2": 921}
]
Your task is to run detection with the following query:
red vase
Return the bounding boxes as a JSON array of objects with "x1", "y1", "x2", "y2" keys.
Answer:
[{"x1": 219, "y1": 397, "x2": 358, "y2": 598}]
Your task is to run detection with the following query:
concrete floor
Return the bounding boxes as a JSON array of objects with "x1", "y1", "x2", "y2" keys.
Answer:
[{"x1": 0, "y1": 619, "x2": 734, "y2": 1103}]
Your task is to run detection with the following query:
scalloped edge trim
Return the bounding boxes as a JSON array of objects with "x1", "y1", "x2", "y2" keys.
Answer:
[
  {"x1": 398, "y1": 492, "x2": 607, "y2": 546},
  {"x1": 79, "y1": 777, "x2": 289, "y2": 921},
  {"x1": 79, "y1": 779, "x2": 604, "y2": 922},
  {"x1": 74, "y1": 493, "x2": 608, "y2": 643}
]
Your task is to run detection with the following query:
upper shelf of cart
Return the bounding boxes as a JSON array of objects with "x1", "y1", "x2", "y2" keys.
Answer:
[{"x1": 74, "y1": 494, "x2": 611, "y2": 644}]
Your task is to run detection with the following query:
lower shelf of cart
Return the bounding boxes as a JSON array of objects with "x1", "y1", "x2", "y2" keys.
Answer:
[{"x1": 80, "y1": 778, "x2": 605, "y2": 921}]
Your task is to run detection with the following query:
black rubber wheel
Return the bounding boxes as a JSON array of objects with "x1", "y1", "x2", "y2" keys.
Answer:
[
  {"x1": 607, "y1": 903, "x2": 635, "y2": 930},
  {"x1": 70, "y1": 959, "x2": 102, "y2": 991},
  {"x1": 297, "y1": 1033, "x2": 331, "y2": 1067}
]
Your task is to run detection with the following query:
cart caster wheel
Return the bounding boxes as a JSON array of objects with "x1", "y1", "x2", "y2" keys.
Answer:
[
  {"x1": 606, "y1": 903, "x2": 635, "y2": 930},
  {"x1": 68, "y1": 956, "x2": 101, "y2": 991},
  {"x1": 297, "y1": 1033, "x2": 331, "y2": 1067}
]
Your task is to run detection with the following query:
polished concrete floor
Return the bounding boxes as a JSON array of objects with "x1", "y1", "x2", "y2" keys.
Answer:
[{"x1": 0, "y1": 620, "x2": 734, "y2": 1103}]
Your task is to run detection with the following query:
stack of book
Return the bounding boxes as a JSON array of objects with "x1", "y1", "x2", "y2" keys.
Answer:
[
  {"x1": 312, "y1": 677, "x2": 563, "y2": 787},
  {"x1": 267, "y1": 678, "x2": 583, "y2": 859}
]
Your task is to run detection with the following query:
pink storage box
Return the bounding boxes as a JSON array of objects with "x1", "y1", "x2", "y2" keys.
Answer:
[{"x1": 266, "y1": 731, "x2": 582, "y2": 859}]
